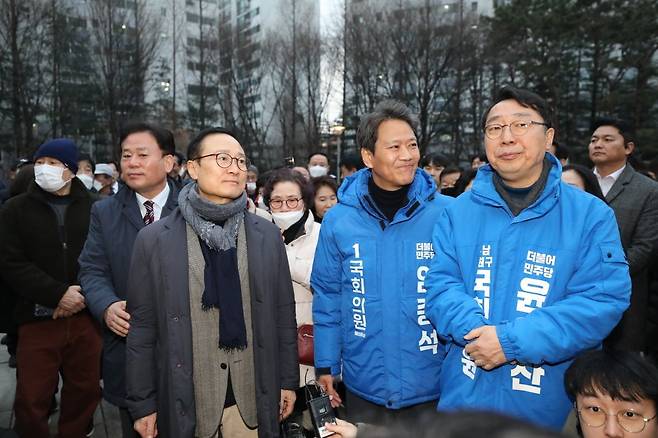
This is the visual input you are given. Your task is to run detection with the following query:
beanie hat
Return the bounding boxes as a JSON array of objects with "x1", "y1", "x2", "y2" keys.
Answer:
[{"x1": 33, "y1": 138, "x2": 79, "y2": 174}]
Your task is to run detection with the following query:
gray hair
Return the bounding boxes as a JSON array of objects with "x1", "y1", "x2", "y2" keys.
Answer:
[{"x1": 357, "y1": 100, "x2": 418, "y2": 154}]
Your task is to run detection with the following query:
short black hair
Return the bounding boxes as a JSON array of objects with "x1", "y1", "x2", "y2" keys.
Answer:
[
  {"x1": 187, "y1": 127, "x2": 241, "y2": 161},
  {"x1": 357, "y1": 100, "x2": 418, "y2": 154},
  {"x1": 312, "y1": 175, "x2": 338, "y2": 197},
  {"x1": 562, "y1": 164, "x2": 605, "y2": 201},
  {"x1": 262, "y1": 167, "x2": 314, "y2": 209},
  {"x1": 592, "y1": 117, "x2": 637, "y2": 148},
  {"x1": 173, "y1": 151, "x2": 185, "y2": 165},
  {"x1": 564, "y1": 350, "x2": 658, "y2": 405},
  {"x1": 119, "y1": 122, "x2": 175, "y2": 155},
  {"x1": 455, "y1": 168, "x2": 478, "y2": 195},
  {"x1": 307, "y1": 151, "x2": 329, "y2": 164},
  {"x1": 552, "y1": 140, "x2": 570, "y2": 160},
  {"x1": 420, "y1": 153, "x2": 450, "y2": 168},
  {"x1": 78, "y1": 153, "x2": 96, "y2": 173},
  {"x1": 482, "y1": 86, "x2": 554, "y2": 131},
  {"x1": 469, "y1": 153, "x2": 488, "y2": 164},
  {"x1": 340, "y1": 153, "x2": 364, "y2": 171}
]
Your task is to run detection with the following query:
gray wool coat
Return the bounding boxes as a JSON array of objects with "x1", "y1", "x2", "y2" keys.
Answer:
[
  {"x1": 603, "y1": 165, "x2": 658, "y2": 352},
  {"x1": 125, "y1": 208, "x2": 299, "y2": 438}
]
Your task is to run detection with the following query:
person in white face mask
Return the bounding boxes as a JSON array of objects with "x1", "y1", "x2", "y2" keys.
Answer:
[
  {"x1": 263, "y1": 167, "x2": 321, "y2": 423},
  {"x1": 0, "y1": 138, "x2": 102, "y2": 437},
  {"x1": 307, "y1": 152, "x2": 331, "y2": 179}
]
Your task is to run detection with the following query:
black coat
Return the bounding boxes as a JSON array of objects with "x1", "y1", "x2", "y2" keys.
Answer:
[
  {"x1": 0, "y1": 179, "x2": 94, "y2": 325},
  {"x1": 125, "y1": 209, "x2": 299, "y2": 438}
]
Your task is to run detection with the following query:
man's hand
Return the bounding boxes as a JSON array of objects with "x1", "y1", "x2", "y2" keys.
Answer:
[
  {"x1": 52, "y1": 307, "x2": 74, "y2": 319},
  {"x1": 318, "y1": 374, "x2": 342, "y2": 408},
  {"x1": 57, "y1": 285, "x2": 86, "y2": 314},
  {"x1": 325, "y1": 419, "x2": 358, "y2": 438},
  {"x1": 279, "y1": 389, "x2": 296, "y2": 421},
  {"x1": 464, "y1": 325, "x2": 507, "y2": 370},
  {"x1": 104, "y1": 300, "x2": 131, "y2": 337},
  {"x1": 134, "y1": 412, "x2": 158, "y2": 438}
]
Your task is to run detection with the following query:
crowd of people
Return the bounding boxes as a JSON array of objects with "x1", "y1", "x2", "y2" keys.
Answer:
[{"x1": 0, "y1": 85, "x2": 657, "y2": 438}]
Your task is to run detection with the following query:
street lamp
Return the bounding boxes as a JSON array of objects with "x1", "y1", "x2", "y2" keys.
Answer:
[{"x1": 331, "y1": 122, "x2": 346, "y2": 181}]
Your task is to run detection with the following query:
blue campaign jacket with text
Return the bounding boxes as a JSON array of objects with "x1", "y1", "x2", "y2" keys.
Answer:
[
  {"x1": 425, "y1": 154, "x2": 630, "y2": 430},
  {"x1": 311, "y1": 168, "x2": 453, "y2": 409}
]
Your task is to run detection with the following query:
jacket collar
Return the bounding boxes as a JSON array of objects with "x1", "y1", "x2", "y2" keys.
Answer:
[
  {"x1": 471, "y1": 153, "x2": 562, "y2": 221},
  {"x1": 605, "y1": 164, "x2": 635, "y2": 204},
  {"x1": 338, "y1": 167, "x2": 437, "y2": 223},
  {"x1": 115, "y1": 179, "x2": 179, "y2": 230},
  {"x1": 27, "y1": 177, "x2": 90, "y2": 201}
]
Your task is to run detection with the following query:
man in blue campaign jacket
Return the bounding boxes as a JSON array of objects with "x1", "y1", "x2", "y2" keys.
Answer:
[
  {"x1": 425, "y1": 87, "x2": 631, "y2": 431},
  {"x1": 312, "y1": 100, "x2": 453, "y2": 425}
]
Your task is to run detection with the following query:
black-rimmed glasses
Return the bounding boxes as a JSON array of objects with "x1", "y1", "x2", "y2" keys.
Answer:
[
  {"x1": 195, "y1": 152, "x2": 250, "y2": 171},
  {"x1": 484, "y1": 120, "x2": 549, "y2": 139}
]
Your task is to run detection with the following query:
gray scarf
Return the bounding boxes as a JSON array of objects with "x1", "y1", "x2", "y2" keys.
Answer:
[{"x1": 178, "y1": 182, "x2": 246, "y2": 250}]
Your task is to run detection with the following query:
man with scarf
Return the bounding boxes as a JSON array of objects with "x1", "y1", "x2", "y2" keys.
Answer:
[{"x1": 125, "y1": 127, "x2": 299, "y2": 438}]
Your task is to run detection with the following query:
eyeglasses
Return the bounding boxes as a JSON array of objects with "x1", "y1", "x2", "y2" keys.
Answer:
[
  {"x1": 195, "y1": 152, "x2": 250, "y2": 171},
  {"x1": 483, "y1": 120, "x2": 549, "y2": 139},
  {"x1": 270, "y1": 198, "x2": 301, "y2": 209},
  {"x1": 578, "y1": 406, "x2": 658, "y2": 433}
]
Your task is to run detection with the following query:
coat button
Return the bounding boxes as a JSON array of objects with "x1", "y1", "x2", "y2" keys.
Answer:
[
  {"x1": 607, "y1": 252, "x2": 612, "y2": 258},
  {"x1": 386, "y1": 401, "x2": 393, "y2": 407},
  {"x1": 220, "y1": 363, "x2": 227, "y2": 370},
  {"x1": 176, "y1": 363, "x2": 182, "y2": 368},
  {"x1": 173, "y1": 316, "x2": 179, "y2": 321}
]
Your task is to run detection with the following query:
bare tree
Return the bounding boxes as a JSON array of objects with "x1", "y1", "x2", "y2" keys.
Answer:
[
  {"x1": 89, "y1": 0, "x2": 161, "y2": 155},
  {"x1": 0, "y1": 0, "x2": 51, "y2": 157}
]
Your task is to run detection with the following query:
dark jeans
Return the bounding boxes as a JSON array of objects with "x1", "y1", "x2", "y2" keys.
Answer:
[
  {"x1": 14, "y1": 313, "x2": 102, "y2": 438},
  {"x1": 344, "y1": 388, "x2": 438, "y2": 426}
]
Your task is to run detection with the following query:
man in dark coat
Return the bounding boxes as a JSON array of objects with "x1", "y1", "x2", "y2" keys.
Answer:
[
  {"x1": 0, "y1": 139, "x2": 102, "y2": 437},
  {"x1": 78, "y1": 122, "x2": 178, "y2": 437},
  {"x1": 590, "y1": 117, "x2": 658, "y2": 352},
  {"x1": 126, "y1": 127, "x2": 298, "y2": 438}
]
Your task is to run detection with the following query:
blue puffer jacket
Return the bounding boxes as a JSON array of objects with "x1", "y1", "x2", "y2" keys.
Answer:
[
  {"x1": 311, "y1": 168, "x2": 453, "y2": 409},
  {"x1": 425, "y1": 154, "x2": 631, "y2": 430}
]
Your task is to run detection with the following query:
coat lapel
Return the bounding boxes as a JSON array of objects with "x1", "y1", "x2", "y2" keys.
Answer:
[
  {"x1": 162, "y1": 180, "x2": 179, "y2": 218},
  {"x1": 119, "y1": 189, "x2": 146, "y2": 231},
  {"x1": 244, "y1": 213, "x2": 266, "y2": 303},
  {"x1": 605, "y1": 165, "x2": 634, "y2": 204}
]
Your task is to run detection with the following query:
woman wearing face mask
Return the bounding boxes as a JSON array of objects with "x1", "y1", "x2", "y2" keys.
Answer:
[{"x1": 262, "y1": 168, "x2": 320, "y2": 415}]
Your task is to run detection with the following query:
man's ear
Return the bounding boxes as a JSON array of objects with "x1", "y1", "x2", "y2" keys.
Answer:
[
  {"x1": 624, "y1": 141, "x2": 635, "y2": 156},
  {"x1": 544, "y1": 128, "x2": 556, "y2": 151},
  {"x1": 163, "y1": 154, "x2": 175, "y2": 173},
  {"x1": 186, "y1": 159, "x2": 199, "y2": 180},
  {"x1": 361, "y1": 148, "x2": 374, "y2": 169}
]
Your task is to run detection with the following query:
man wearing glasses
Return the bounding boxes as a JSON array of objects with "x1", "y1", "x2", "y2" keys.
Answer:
[
  {"x1": 425, "y1": 87, "x2": 631, "y2": 430},
  {"x1": 125, "y1": 127, "x2": 298, "y2": 438},
  {"x1": 79, "y1": 122, "x2": 179, "y2": 437}
]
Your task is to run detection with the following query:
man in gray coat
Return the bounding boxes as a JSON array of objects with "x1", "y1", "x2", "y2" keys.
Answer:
[
  {"x1": 590, "y1": 117, "x2": 658, "y2": 352},
  {"x1": 126, "y1": 127, "x2": 298, "y2": 438}
]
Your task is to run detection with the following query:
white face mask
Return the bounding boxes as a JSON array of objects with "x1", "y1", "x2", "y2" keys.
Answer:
[
  {"x1": 257, "y1": 195, "x2": 267, "y2": 210},
  {"x1": 246, "y1": 182, "x2": 257, "y2": 194},
  {"x1": 77, "y1": 173, "x2": 94, "y2": 190},
  {"x1": 93, "y1": 180, "x2": 105, "y2": 191},
  {"x1": 272, "y1": 210, "x2": 304, "y2": 231},
  {"x1": 35, "y1": 164, "x2": 70, "y2": 193},
  {"x1": 308, "y1": 165, "x2": 328, "y2": 178}
]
